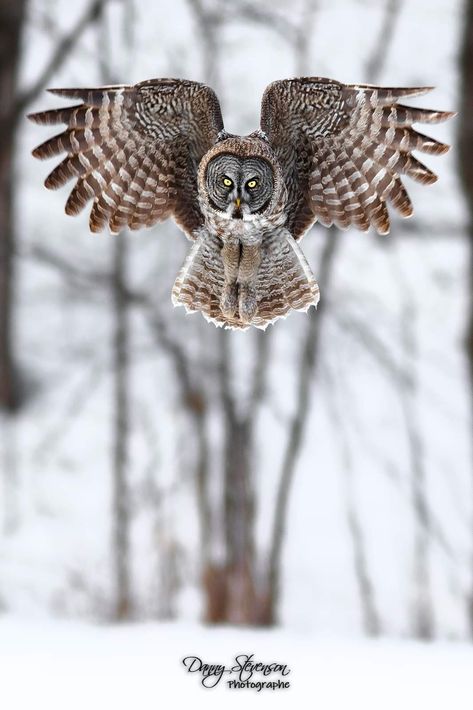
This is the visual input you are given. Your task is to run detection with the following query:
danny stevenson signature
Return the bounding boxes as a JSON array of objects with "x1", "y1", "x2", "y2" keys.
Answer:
[{"x1": 182, "y1": 653, "x2": 291, "y2": 689}]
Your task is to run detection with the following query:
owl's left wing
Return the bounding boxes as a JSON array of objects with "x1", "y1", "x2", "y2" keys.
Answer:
[
  {"x1": 260, "y1": 78, "x2": 455, "y2": 238},
  {"x1": 28, "y1": 79, "x2": 224, "y2": 238}
]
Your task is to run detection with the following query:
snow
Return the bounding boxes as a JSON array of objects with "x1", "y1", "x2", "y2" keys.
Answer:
[{"x1": 0, "y1": 618, "x2": 471, "y2": 709}]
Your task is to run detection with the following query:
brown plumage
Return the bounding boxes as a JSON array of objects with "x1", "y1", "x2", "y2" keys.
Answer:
[
  {"x1": 28, "y1": 77, "x2": 454, "y2": 329},
  {"x1": 29, "y1": 80, "x2": 223, "y2": 235}
]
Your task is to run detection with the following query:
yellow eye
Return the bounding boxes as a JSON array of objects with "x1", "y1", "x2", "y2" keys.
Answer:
[
  {"x1": 223, "y1": 177, "x2": 233, "y2": 187},
  {"x1": 247, "y1": 179, "x2": 258, "y2": 189}
]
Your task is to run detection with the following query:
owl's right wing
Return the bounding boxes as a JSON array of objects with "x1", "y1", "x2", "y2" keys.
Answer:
[
  {"x1": 260, "y1": 77, "x2": 455, "y2": 238},
  {"x1": 28, "y1": 79, "x2": 224, "y2": 238}
]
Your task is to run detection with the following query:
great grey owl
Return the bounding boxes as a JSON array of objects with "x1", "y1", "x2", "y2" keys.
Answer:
[{"x1": 28, "y1": 77, "x2": 454, "y2": 329}]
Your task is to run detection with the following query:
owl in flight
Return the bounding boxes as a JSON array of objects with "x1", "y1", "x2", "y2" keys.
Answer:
[{"x1": 29, "y1": 77, "x2": 453, "y2": 329}]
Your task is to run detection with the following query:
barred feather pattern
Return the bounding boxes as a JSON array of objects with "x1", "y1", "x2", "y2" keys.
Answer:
[
  {"x1": 28, "y1": 79, "x2": 224, "y2": 237},
  {"x1": 172, "y1": 227, "x2": 319, "y2": 330},
  {"x1": 260, "y1": 78, "x2": 455, "y2": 237}
]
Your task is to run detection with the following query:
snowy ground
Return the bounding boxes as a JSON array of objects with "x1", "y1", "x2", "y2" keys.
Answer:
[{"x1": 0, "y1": 617, "x2": 472, "y2": 710}]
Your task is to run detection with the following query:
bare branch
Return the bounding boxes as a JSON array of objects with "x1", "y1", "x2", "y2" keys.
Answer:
[
  {"x1": 14, "y1": 0, "x2": 111, "y2": 120},
  {"x1": 322, "y1": 360, "x2": 381, "y2": 636},
  {"x1": 364, "y1": 0, "x2": 403, "y2": 83},
  {"x1": 247, "y1": 329, "x2": 272, "y2": 427},
  {"x1": 267, "y1": 229, "x2": 340, "y2": 619},
  {"x1": 390, "y1": 252, "x2": 436, "y2": 638},
  {"x1": 266, "y1": 0, "x2": 404, "y2": 621},
  {"x1": 141, "y1": 302, "x2": 213, "y2": 562},
  {"x1": 226, "y1": 0, "x2": 319, "y2": 73},
  {"x1": 228, "y1": 1, "x2": 299, "y2": 45},
  {"x1": 21, "y1": 242, "x2": 111, "y2": 290},
  {"x1": 328, "y1": 314, "x2": 460, "y2": 566},
  {"x1": 187, "y1": 0, "x2": 223, "y2": 91},
  {"x1": 294, "y1": 0, "x2": 319, "y2": 75},
  {"x1": 32, "y1": 352, "x2": 112, "y2": 462}
]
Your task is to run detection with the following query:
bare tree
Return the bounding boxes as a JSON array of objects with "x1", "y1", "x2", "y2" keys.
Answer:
[
  {"x1": 182, "y1": 0, "x2": 276, "y2": 625},
  {"x1": 181, "y1": 0, "x2": 398, "y2": 627},
  {"x1": 364, "y1": 0, "x2": 436, "y2": 640},
  {"x1": 95, "y1": 1, "x2": 135, "y2": 621},
  {"x1": 457, "y1": 0, "x2": 473, "y2": 639},
  {"x1": 0, "y1": 0, "x2": 27, "y2": 411},
  {"x1": 323, "y1": 362, "x2": 382, "y2": 636},
  {"x1": 0, "y1": 1, "x2": 24, "y2": 533},
  {"x1": 110, "y1": 229, "x2": 132, "y2": 620},
  {"x1": 261, "y1": 0, "x2": 402, "y2": 626},
  {"x1": 0, "y1": 0, "x2": 110, "y2": 411},
  {"x1": 191, "y1": 0, "x2": 325, "y2": 626},
  {"x1": 0, "y1": 0, "x2": 113, "y2": 587},
  {"x1": 141, "y1": 304, "x2": 217, "y2": 619},
  {"x1": 391, "y1": 257, "x2": 435, "y2": 638}
]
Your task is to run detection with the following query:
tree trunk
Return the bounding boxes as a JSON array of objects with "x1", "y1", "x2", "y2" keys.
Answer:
[
  {"x1": 92, "y1": 1, "x2": 133, "y2": 623},
  {"x1": 111, "y1": 231, "x2": 132, "y2": 620},
  {"x1": 223, "y1": 419, "x2": 256, "y2": 624},
  {"x1": 0, "y1": 0, "x2": 26, "y2": 411},
  {"x1": 458, "y1": 0, "x2": 473, "y2": 638},
  {"x1": 405, "y1": 393, "x2": 435, "y2": 639},
  {"x1": 206, "y1": 332, "x2": 257, "y2": 625}
]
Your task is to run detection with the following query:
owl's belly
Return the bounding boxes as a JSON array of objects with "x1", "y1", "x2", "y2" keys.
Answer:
[{"x1": 206, "y1": 213, "x2": 271, "y2": 247}]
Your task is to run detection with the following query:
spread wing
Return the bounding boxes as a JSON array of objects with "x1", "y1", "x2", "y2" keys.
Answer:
[
  {"x1": 260, "y1": 77, "x2": 455, "y2": 238},
  {"x1": 28, "y1": 79, "x2": 224, "y2": 238}
]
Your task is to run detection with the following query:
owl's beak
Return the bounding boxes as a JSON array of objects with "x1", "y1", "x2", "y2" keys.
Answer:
[{"x1": 232, "y1": 196, "x2": 243, "y2": 219}]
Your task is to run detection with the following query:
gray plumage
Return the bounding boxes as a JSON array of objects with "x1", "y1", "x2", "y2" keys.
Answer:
[{"x1": 28, "y1": 77, "x2": 454, "y2": 330}]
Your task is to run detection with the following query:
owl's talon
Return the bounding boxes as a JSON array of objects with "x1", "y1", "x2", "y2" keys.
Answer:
[
  {"x1": 220, "y1": 284, "x2": 238, "y2": 318},
  {"x1": 239, "y1": 285, "x2": 258, "y2": 323}
]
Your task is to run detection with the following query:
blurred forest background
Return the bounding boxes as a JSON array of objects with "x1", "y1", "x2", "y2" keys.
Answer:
[{"x1": 0, "y1": 0, "x2": 470, "y2": 641}]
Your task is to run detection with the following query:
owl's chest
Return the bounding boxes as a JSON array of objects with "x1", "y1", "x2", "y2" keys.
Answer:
[{"x1": 204, "y1": 212, "x2": 273, "y2": 246}]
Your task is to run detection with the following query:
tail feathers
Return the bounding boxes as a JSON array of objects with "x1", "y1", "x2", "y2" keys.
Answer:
[
  {"x1": 172, "y1": 229, "x2": 319, "y2": 330},
  {"x1": 172, "y1": 231, "x2": 233, "y2": 327},
  {"x1": 253, "y1": 230, "x2": 319, "y2": 328}
]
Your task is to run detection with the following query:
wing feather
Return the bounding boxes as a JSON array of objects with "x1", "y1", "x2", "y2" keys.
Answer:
[
  {"x1": 260, "y1": 77, "x2": 455, "y2": 237},
  {"x1": 28, "y1": 79, "x2": 224, "y2": 238}
]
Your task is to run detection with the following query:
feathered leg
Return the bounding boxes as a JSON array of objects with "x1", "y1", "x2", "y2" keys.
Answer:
[
  {"x1": 238, "y1": 244, "x2": 262, "y2": 323},
  {"x1": 220, "y1": 239, "x2": 240, "y2": 319},
  {"x1": 172, "y1": 227, "x2": 319, "y2": 330}
]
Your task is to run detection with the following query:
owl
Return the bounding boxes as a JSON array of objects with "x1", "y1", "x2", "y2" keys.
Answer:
[{"x1": 28, "y1": 77, "x2": 454, "y2": 329}]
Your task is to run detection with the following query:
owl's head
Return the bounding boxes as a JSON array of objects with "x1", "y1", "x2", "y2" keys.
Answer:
[
  {"x1": 198, "y1": 136, "x2": 286, "y2": 223},
  {"x1": 204, "y1": 153, "x2": 274, "y2": 220}
]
